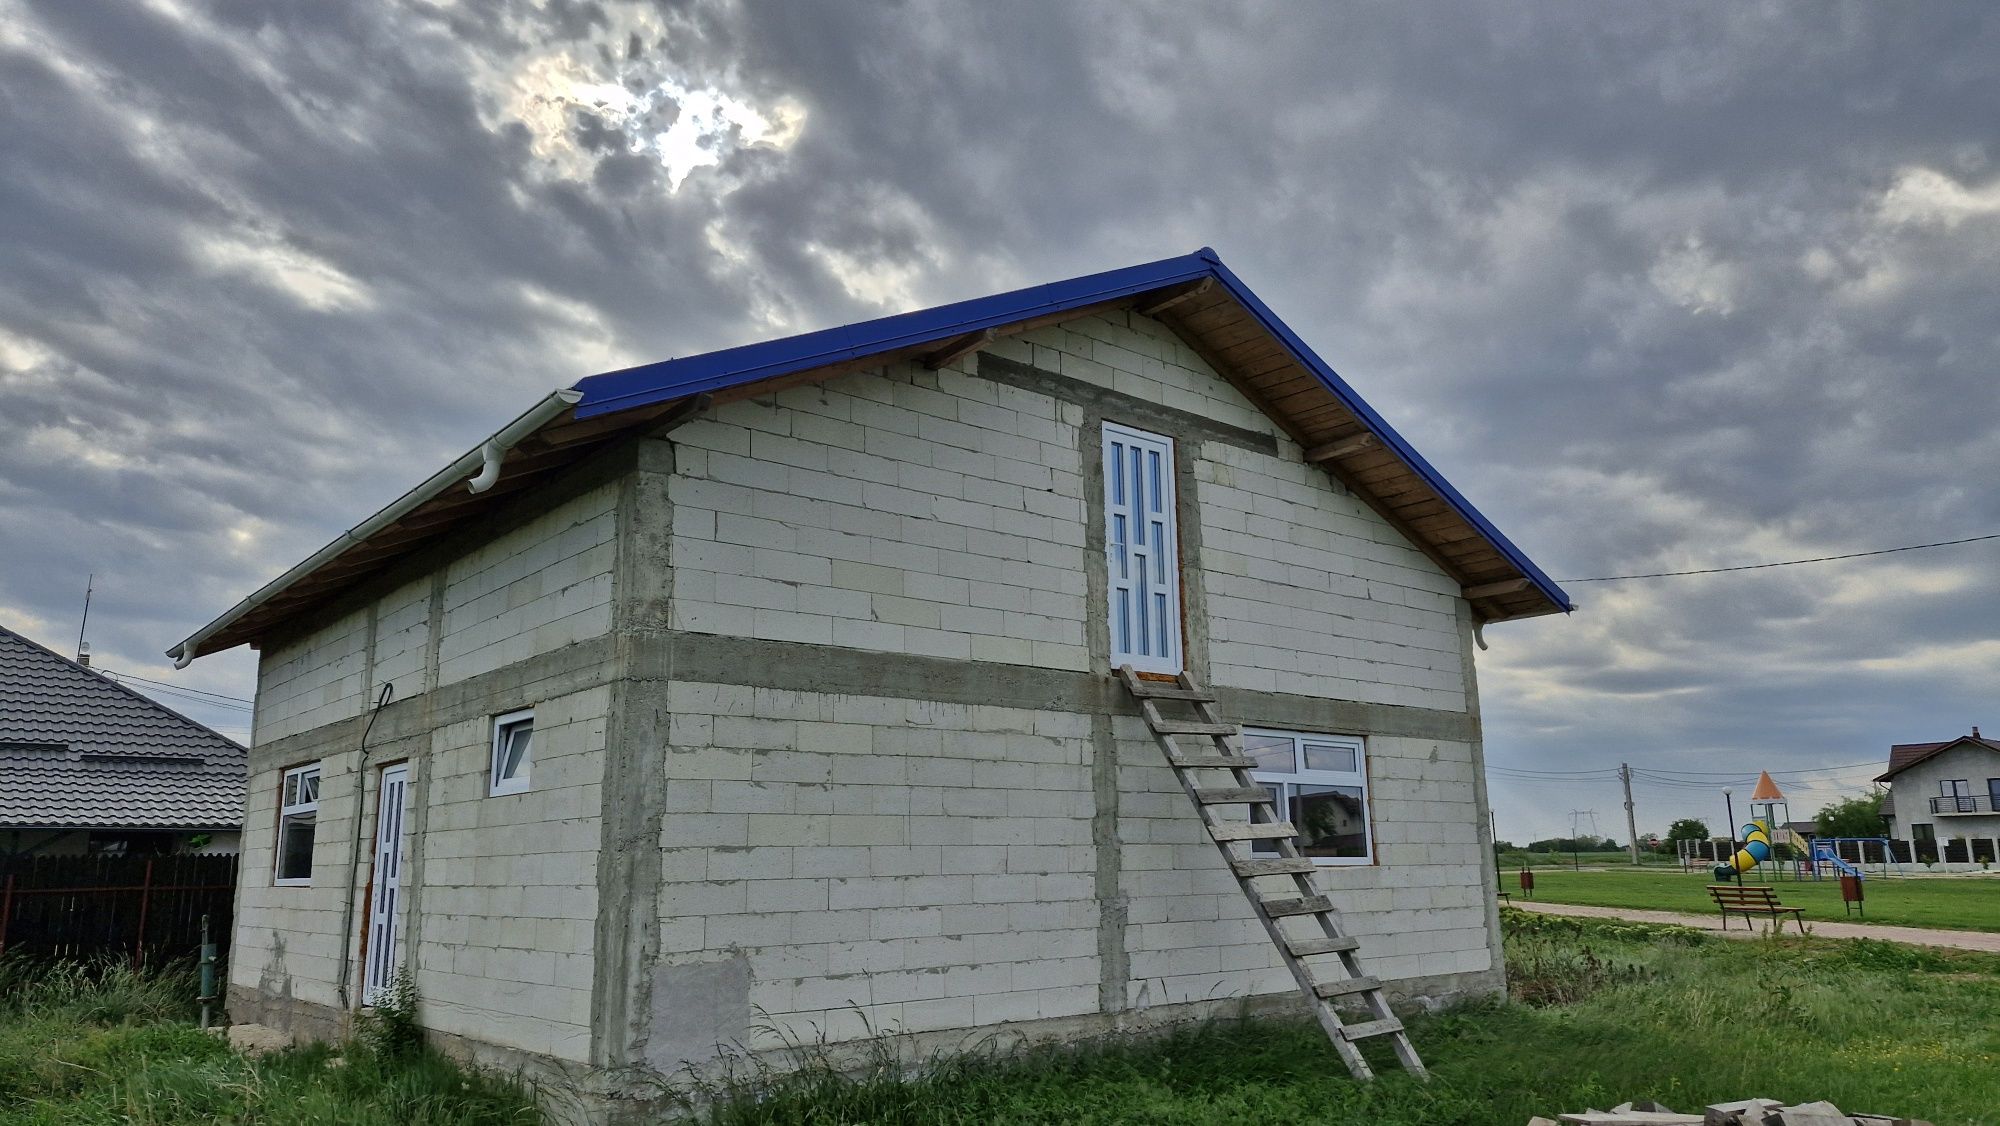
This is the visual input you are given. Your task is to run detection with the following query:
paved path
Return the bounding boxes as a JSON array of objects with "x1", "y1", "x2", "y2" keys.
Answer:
[{"x1": 1510, "y1": 900, "x2": 2000, "y2": 953}]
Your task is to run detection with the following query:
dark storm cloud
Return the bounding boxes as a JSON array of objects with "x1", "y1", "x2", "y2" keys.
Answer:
[{"x1": 2, "y1": 1, "x2": 1996, "y2": 833}]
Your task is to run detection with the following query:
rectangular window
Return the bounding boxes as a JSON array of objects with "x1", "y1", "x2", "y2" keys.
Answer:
[
  {"x1": 1941, "y1": 779, "x2": 1972, "y2": 813},
  {"x1": 1912, "y1": 823, "x2": 1935, "y2": 841},
  {"x1": 1243, "y1": 729, "x2": 1372, "y2": 864},
  {"x1": 490, "y1": 709, "x2": 534, "y2": 796},
  {"x1": 1988, "y1": 778, "x2": 1999, "y2": 813},
  {"x1": 274, "y1": 763, "x2": 320, "y2": 886},
  {"x1": 1102, "y1": 421, "x2": 1181, "y2": 674}
]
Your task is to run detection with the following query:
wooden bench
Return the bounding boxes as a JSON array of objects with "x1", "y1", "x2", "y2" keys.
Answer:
[{"x1": 1706, "y1": 884, "x2": 1805, "y2": 934}]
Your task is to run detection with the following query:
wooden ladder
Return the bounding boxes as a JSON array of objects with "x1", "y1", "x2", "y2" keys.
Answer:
[{"x1": 1117, "y1": 664, "x2": 1427, "y2": 1081}]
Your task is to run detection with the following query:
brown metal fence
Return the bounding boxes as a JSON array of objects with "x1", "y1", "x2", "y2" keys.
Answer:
[{"x1": 0, "y1": 854, "x2": 237, "y2": 964}]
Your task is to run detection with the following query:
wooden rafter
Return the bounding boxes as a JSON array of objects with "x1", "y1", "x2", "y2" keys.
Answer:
[{"x1": 921, "y1": 327, "x2": 997, "y2": 371}]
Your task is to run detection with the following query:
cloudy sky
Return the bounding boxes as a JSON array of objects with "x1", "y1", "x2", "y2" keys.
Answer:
[{"x1": 3, "y1": 1, "x2": 1996, "y2": 841}]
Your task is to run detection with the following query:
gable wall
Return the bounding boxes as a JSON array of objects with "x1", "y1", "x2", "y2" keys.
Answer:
[{"x1": 664, "y1": 310, "x2": 1458, "y2": 710}]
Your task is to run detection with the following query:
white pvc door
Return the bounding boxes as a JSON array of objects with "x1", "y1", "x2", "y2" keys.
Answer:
[
  {"x1": 362, "y1": 764, "x2": 410, "y2": 1006},
  {"x1": 1103, "y1": 422, "x2": 1182, "y2": 674}
]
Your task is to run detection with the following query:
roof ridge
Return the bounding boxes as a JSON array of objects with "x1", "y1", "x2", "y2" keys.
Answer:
[{"x1": 0, "y1": 623, "x2": 245, "y2": 754}]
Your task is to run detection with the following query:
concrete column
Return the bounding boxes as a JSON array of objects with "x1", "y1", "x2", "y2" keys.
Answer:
[
  {"x1": 590, "y1": 436, "x2": 676, "y2": 1073},
  {"x1": 1457, "y1": 600, "x2": 1506, "y2": 993}
]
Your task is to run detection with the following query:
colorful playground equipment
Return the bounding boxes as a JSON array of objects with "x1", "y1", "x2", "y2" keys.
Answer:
[
  {"x1": 1712, "y1": 771, "x2": 1788, "y2": 881},
  {"x1": 1797, "y1": 837, "x2": 1905, "y2": 878},
  {"x1": 1713, "y1": 817, "x2": 1773, "y2": 880},
  {"x1": 1695, "y1": 773, "x2": 1899, "y2": 907}
]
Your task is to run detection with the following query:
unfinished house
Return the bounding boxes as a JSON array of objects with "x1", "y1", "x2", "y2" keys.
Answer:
[{"x1": 171, "y1": 249, "x2": 1571, "y2": 1120}]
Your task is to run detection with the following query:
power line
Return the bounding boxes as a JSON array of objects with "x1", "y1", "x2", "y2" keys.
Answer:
[
  {"x1": 1632, "y1": 760, "x2": 1885, "y2": 779},
  {"x1": 103, "y1": 674, "x2": 254, "y2": 712},
  {"x1": 1559, "y1": 531, "x2": 2000, "y2": 583},
  {"x1": 100, "y1": 669, "x2": 254, "y2": 706}
]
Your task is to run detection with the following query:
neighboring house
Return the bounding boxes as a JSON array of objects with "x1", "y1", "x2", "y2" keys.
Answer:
[
  {"x1": 170, "y1": 249, "x2": 1572, "y2": 1120},
  {"x1": 1, "y1": 624, "x2": 246, "y2": 857},
  {"x1": 1877, "y1": 727, "x2": 2000, "y2": 860}
]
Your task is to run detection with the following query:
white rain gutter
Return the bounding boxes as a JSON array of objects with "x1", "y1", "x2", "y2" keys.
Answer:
[{"x1": 167, "y1": 388, "x2": 584, "y2": 668}]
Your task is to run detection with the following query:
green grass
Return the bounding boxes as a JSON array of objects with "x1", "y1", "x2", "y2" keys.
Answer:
[
  {"x1": 0, "y1": 958, "x2": 538, "y2": 1125},
  {"x1": 681, "y1": 912, "x2": 2000, "y2": 1125},
  {"x1": 10, "y1": 918, "x2": 2000, "y2": 1125},
  {"x1": 1514, "y1": 867, "x2": 2000, "y2": 932}
]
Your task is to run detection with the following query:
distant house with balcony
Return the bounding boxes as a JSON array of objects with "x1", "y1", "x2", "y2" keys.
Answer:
[{"x1": 1877, "y1": 727, "x2": 2000, "y2": 864}]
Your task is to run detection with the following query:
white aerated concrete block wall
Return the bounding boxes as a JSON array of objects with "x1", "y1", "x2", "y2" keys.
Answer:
[
  {"x1": 1000, "y1": 314, "x2": 1276, "y2": 438},
  {"x1": 1120, "y1": 728, "x2": 1493, "y2": 1004},
  {"x1": 230, "y1": 751, "x2": 363, "y2": 1009},
  {"x1": 252, "y1": 483, "x2": 619, "y2": 741},
  {"x1": 235, "y1": 482, "x2": 619, "y2": 1058},
  {"x1": 667, "y1": 366, "x2": 1093, "y2": 669},
  {"x1": 655, "y1": 683, "x2": 1101, "y2": 1051},
  {"x1": 255, "y1": 607, "x2": 372, "y2": 745},
  {"x1": 414, "y1": 684, "x2": 608, "y2": 1062},
  {"x1": 1195, "y1": 442, "x2": 1465, "y2": 711},
  {"x1": 435, "y1": 482, "x2": 618, "y2": 686},
  {"x1": 369, "y1": 577, "x2": 432, "y2": 694}
]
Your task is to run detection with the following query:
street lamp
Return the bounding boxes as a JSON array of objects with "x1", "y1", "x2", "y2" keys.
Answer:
[{"x1": 1723, "y1": 788, "x2": 1739, "y2": 887}]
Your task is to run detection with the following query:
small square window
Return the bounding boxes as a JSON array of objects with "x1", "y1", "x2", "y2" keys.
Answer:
[
  {"x1": 274, "y1": 763, "x2": 320, "y2": 886},
  {"x1": 490, "y1": 709, "x2": 534, "y2": 796}
]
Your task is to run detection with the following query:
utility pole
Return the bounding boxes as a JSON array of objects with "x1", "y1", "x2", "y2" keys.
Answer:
[
  {"x1": 1620, "y1": 763, "x2": 1640, "y2": 865},
  {"x1": 1567, "y1": 809, "x2": 1595, "y2": 871}
]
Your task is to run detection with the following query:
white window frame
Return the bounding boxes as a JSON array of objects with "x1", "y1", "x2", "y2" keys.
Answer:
[
  {"x1": 489, "y1": 708, "x2": 535, "y2": 796},
  {"x1": 273, "y1": 762, "x2": 321, "y2": 886},
  {"x1": 1242, "y1": 729, "x2": 1373, "y2": 866},
  {"x1": 1102, "y1": 421, "x2": 1182, "y2": 675}
]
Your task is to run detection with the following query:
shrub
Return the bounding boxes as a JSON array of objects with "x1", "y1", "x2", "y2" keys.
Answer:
[
  {"x1": 355, "y1": 972, "x2": 424, "y2": 1060},
  {"x1": 1499, "y1": 907, "x2": 1708, "y2": 947}
]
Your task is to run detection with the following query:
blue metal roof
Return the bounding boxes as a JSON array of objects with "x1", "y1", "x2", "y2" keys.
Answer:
[{"x1": 572, "y1": 248, "x2": 1572, "y2": 613}]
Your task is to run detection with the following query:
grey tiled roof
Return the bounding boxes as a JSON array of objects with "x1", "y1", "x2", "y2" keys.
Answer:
[{"x1": 0, "y1": 625, "x2": 246, "y2": 830}]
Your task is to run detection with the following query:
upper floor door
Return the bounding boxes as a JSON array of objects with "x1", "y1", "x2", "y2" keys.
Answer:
[{"x1": 1102, "y1": 422, "x2": 1182, "y2": 675}]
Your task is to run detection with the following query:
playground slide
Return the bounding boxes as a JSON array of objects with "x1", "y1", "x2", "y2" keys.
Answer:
[
  {"x1": 1812, "y1": 842, "x2": 1862, "y2": 879},
  {"x1": 1713, "y1": 819, "x2": 1772, "y2": 880}
]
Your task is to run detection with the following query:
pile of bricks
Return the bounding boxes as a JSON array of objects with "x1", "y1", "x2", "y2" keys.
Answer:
[{"x1": 1529, "y1": 1097, "x2": 1934, "y2": 1125}]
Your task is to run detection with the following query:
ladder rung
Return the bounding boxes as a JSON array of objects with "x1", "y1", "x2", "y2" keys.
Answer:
[
  {"x1": 1312, "y1": 975, "x2": 1380, "y2": 999},
  {"x1": 1337, "y1": 1017, "x2": 1404, "y2": 1041},
  {"x1": 1232, "y1": 857, "x2": 1319, "y2": 877},
  {"x1": 1206, "y1": 821, "x2": 1297, "y2": 841},
  {"x1": 1193, "y1": 786, "x2": 1276, "y2": 805},
  {"x1": 1287, "y1": 935, "x2": 1360, "y2": 956},
  {"x1": 1150, "y1": 720, "x2": 1238, "y2": 736},
  {"x1": 1124, "y1": 681, "x2": 1217, "y2": 702},
  {"x1": 1260, "y1": 895, "x2": 1335, "y2": 918},
  {"x1": 1167, "y1": 753, "x2": 1259, "y2": 769}
]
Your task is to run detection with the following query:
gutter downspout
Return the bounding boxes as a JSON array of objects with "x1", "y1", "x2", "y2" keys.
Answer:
[
  {"x1": 336, "y1": 682, "x2": 395, "y2": 1011},
  {"x1": 168, "y1": 388, "x2": 583, "y2": 668}
]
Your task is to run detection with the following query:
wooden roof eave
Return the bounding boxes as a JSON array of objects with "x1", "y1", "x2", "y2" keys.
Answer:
[
  {"x1": 1154, "y1": 294, "x2": 1564, "y2": 625},
  {"x1": 180, "y1": 398, "x2": 697, "y2": 659}
]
